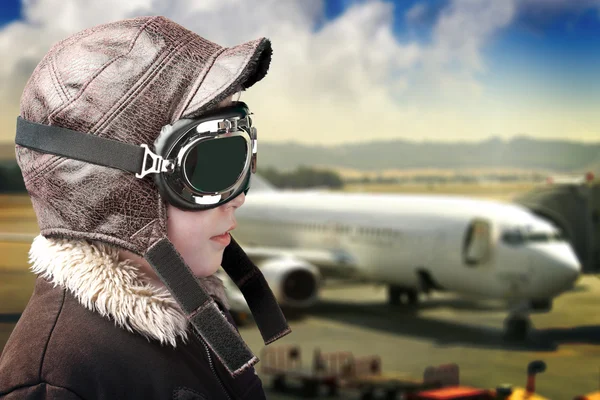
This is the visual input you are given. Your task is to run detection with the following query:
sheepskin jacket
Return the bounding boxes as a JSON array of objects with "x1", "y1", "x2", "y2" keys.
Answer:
[{"x1": 0, "y1": 236, "x2": 266, "y2": 400}]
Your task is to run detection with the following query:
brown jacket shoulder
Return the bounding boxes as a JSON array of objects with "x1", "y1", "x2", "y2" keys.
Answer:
[{"x1": 0, "y1": 237, "x2": 266, "y2": 400}]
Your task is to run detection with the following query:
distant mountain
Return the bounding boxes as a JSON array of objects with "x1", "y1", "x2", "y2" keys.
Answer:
[
  {"x1": 259, "y1": 136, "x2": 600, "y2": 173},
  {"x1": 1, "y1": 136, "x2": 598, "y2": 172}
]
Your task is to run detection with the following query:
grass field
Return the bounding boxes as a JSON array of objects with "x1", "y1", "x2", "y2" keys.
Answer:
[
  {"x1": 0, "y1": 195, "x2": 38, "y2": 235},
  {"x1": 0, "y1": 195, "x2": 39, "y2": 316}
]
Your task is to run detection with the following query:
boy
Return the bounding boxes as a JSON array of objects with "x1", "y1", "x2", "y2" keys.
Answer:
[{"x1": 0, "y1": 16, "x2": 289, "y2": 400}]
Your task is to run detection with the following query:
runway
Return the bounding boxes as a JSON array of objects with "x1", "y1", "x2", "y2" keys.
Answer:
[
  {"x1": 1, "y1": 274, "x2": 599, "y2": 398},
  {"x1": 236, "y1": 277, "x2": 600, "y2": 399}
]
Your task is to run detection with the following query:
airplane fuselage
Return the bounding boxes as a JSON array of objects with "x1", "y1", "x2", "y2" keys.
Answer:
[{"x1": 234, "y1": 191, "x2": 580, "y2": 302}]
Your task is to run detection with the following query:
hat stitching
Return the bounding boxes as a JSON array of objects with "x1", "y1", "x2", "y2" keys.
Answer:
[
  {"x1": 174, "y1": 46, "x2": 228, "y2": 121},
  {"x1": 181, "y1": 42, "x2": 258, "y2": 119},
  {"x1": 42, "y1": 227, "x2": 150, "y2": 256},
  {"x1": 209, "y1": 47, "x2": 257, "y2": 95},
  {"x1": 153, "y1": 190, "x2": 168, "y2": 249},
  {"x1": 130, "y1": 218, "x2": 160, "y2": 246},
  {"x1": 146, "y1": 209, "x2": 167, "y2": 248},
  {"x1": 20, "y1": 154, "x2": 66, "y2": 184},
  {"x1": 48, "y1": 55, "x2": 70, "y2": 104},
  {"x1": 92, "y1": 29, "x2": 197, "y2": 136},
  {"x1": 47, "y1": 16, "x2": 159, "y2": 124}
]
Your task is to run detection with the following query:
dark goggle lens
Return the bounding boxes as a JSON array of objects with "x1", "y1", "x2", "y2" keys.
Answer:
[{"x1": 184, "y1": 136, "x2": 248, "y2": 193}]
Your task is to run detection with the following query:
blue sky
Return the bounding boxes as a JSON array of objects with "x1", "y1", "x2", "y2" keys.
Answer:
[
  {"x1": 0, "y1": 0, "x2": 20, "y2": 26},
  {"x1": 323, "y1": 0, "x2": 600, "y2": 107},
  {"x1": 0, "y1": 0, "x2": 598, "y2": 144}
]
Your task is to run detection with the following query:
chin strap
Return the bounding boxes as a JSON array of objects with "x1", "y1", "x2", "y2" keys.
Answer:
[
  {"x1": 145, "y1": 238, "x2": 290, "y2": 377},
  {"x1": 221, "y1": 236, "x2": 291, "y2": 344}
]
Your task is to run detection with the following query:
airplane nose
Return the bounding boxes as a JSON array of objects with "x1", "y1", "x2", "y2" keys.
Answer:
[
  {"x1": 536, "y1": 243, "x2": 581, "y2": 296},
  {"x1": 555, "y1": 256, "x2": 581, "y2": 288}
]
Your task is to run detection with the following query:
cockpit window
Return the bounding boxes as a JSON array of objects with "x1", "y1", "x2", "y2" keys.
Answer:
[
  {"x1": 501, "y1": 229, "x2": 565, "y2": 245},
  {"x1": 527, "y1": 233, "x2": 550, "y2": 242},
  {"x1": 501, "y1": 230, "x2": 525, "y2": 245}
]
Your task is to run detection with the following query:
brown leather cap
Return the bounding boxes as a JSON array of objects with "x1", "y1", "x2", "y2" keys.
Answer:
[{"x1": 16, "y1": 15, "x2": 272, "y2": 254}]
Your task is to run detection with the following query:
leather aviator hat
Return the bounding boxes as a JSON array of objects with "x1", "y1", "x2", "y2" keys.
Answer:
[{"x1": 13, "y1": 16, "x2": 290, "y2": 377}]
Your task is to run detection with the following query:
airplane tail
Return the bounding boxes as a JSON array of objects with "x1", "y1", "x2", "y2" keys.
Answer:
[{"x1": 249, "y1": 174, "x2": 278, "y2": 193}]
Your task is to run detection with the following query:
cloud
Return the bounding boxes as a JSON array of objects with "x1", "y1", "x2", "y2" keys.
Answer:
[
  {"x1": 1, "y1": 0, "x2": 425, "y2": 144},
  {"x1": 430, "y1": 0, "x2": 516, "y2": 72},
  {"x1": 395, "y1": 0, "x2": 515, "y2": 108},
  {"x1": 1, "y1": 0, "x2": 594, "y2": 147}
]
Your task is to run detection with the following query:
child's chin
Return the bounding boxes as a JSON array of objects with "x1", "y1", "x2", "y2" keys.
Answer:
[{"x1": 191, "y1": 259, "x2": 221, "y2": 278}]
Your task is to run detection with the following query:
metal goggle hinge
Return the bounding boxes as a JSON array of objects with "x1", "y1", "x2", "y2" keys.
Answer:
[
  {"x1": 217, "y1": 116, "x2": 252, "y2": 133},
  {"x1": 136, "y1": 144, "x2": 174, "y2": 178}
]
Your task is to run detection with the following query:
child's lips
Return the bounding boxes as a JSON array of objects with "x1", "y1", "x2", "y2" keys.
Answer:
[{"x1": 210, "y1": 232, "x2": 232, "y2": 246}]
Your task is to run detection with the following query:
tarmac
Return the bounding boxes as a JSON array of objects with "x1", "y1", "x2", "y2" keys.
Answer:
[
  {"x1": 236, "y1": 277, "x2": 600, "y2": 399},
  {"x1": 1, "y1": 276, "x2": 600, "y2": 399}
]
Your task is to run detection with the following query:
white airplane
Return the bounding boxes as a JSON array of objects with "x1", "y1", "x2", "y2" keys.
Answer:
[{"x1": 221, "y1": 175, "x2": 581, "y2": 340}]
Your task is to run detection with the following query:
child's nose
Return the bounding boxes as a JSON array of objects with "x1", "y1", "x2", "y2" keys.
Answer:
[{"x1": 227, "y1": 192, "x2": 245, "y2": 209}]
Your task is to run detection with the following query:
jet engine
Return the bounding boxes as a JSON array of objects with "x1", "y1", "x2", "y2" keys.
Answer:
[{"x1": 258, "y1": 257, "x2": 321, "y2": 308}]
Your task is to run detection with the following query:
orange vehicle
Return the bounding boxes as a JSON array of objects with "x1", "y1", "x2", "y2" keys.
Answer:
[
  {"x1": 573, "y1": 392, "x2": 600, "y2": 400},
  {"x1": 407, "y1": 386, "x2": 491, "y2": 400},
  {"x1": 488, "y1": 361, "x2": 549, "y2": 400},
  {"x1": 408, "y1": 360, "x2": 549, "y2": 400}
]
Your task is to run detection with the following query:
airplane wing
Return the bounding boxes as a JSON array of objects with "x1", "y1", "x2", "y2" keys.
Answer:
[{"x1": 240, "y1": 245, "x2": 358, "y2": 271}]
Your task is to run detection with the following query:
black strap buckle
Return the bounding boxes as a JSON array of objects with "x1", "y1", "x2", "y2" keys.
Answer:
[{"x1": 136, "y1": 144, "x2": 174, "y2": 178}]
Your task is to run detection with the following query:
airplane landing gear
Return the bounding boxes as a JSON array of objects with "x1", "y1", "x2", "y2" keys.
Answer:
[
  {"x1": 504, "y1": 301, "x2": 532, "y2": 341},
  {"x1": 503, "y1": 315, "x2": 531, "y2": 341},
  {"x1": 388, "y1": 285, "x2": 419, "y2": 306}
]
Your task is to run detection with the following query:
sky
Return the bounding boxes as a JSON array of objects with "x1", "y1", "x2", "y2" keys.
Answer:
[{"x1": 0, "y1": 0, "x2": 599, "y2": 145}]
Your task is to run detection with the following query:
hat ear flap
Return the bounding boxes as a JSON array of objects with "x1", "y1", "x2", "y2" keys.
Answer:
[
  {"x1": 144, "y1": 237, "x2": 290, "y2": 375},
  {"x1": 144, "y1": 238, "x2": 265, "y2": 376}
]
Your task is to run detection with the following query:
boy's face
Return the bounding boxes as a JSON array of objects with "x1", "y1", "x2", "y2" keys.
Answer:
[
  {"x1": 120, "y1": 95, "x2": 248, "y2": 281},
  {"x1": 166, "y1": 192, "x2": 245, "y2": 277},
  {"x1": 166, "y1": 94, "x2": 247, "y2": 278}
]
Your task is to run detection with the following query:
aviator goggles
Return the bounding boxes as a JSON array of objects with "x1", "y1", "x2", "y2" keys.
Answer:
[{"x1": 15, "y1": 102, "x2": 258, "y2": 210}]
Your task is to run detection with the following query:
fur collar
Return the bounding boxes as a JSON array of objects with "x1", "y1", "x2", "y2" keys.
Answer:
[{"x1": 29, "y1": 235, "x2": 229, "y2": 347}]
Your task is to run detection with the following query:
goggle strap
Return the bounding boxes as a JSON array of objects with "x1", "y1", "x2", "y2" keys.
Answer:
[
  {"x1": 145, "y1": 238, "x2": 259, "y2": 376},
  {"x1": 16, "y1": 117, "x2": 147, "y2": 176}
]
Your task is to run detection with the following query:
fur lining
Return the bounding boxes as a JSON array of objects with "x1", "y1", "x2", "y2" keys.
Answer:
[{"x1": 29, "y1": 235, "x2": 230, "y2": 347}]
